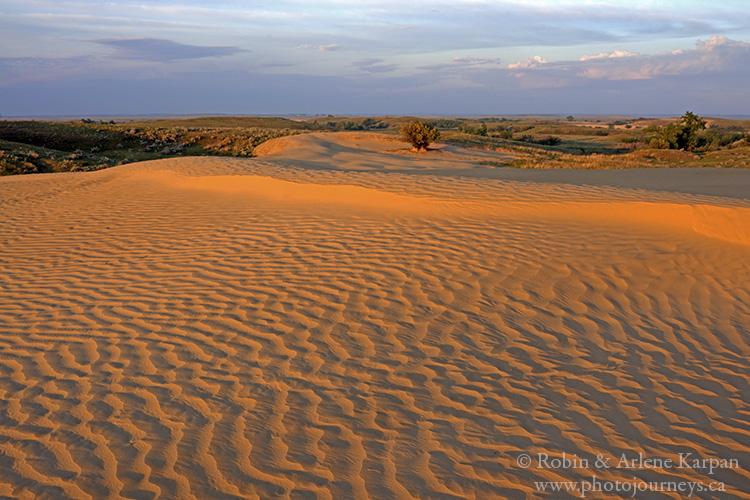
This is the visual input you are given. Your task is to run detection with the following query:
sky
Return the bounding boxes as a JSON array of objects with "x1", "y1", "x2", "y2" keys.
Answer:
[{"x1": 1, "y1": 0, "x2": 750, "y2": 117}]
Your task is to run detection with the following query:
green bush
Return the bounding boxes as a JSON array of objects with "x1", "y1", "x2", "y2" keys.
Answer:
[
  {"x1": 645, "y1": 112, "x2": 741, "y2": 151},
  {"x1": 649, "y1": 137, "x2": 671, "y2": 149},
  {"x1": 400, "y1": 120, "x2": 440, "y2": 151},
  {"x1": 432, "y1": 119, "x2": 462, "y2": 129}
]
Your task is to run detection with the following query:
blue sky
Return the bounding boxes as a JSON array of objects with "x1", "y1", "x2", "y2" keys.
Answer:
[{"x1": 1, "y1": 0, "x2": 750, "y2": 116}]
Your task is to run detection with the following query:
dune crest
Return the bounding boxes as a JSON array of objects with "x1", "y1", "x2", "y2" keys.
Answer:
[
  {"x1": 140, "y1": 163, "x2": 750, "y2": 245},
  {"x1": 253, "y1": 132, "x2": 406, "y2": 157},
  {"x1": 159, "y1": 171, "x2": 457, "y2": 214},
  {"x1": 1, "y1": 139, "x2": 749, "y2": 499},
  {"x1": 501, "y1": 200, "x2": 750, "y2": 246}
]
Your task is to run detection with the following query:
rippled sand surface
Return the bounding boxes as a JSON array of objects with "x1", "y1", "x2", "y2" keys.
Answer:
[{"x1": 1, "y1": 133, "x2": 749, "y2": 499}]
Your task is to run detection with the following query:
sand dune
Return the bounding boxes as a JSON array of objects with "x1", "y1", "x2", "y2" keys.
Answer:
[{"x1": 1, "y1": 133, "x2": 749, "y2": 499}]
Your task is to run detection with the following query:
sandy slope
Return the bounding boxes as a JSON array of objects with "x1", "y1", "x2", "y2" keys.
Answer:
[{"x1": 0, "y1": 133, "x2": 749, "y2": 499}]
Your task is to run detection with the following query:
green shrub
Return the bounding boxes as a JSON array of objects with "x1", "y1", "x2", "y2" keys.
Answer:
[
  {"x1": 495, "y1": 129, "x2": 513, "y2": 140},
  {"x1": 400, "y1": 120, "x2": 440, "y2": 151},
  {"x1": 649, "y1": 137, "x2": 671, "y2": 149},
  {"x1": 432, "y1": 119, "x2": 462, "y2": 129}
]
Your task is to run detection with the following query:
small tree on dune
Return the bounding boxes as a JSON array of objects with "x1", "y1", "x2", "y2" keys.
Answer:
[
  {"x1": 647, "y1": 111, "x2": 707, "y2": 151},
  {"x1": 400, "y1": 120, "x2": 440, "y2": 151},
  {"x1": 678, "y1": 111, "x2": 707, "y2": 150}
]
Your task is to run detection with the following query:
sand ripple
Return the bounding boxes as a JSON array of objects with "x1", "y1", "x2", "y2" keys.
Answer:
[{"x1": 1, "y1": 140, "x2": 749, "y2": 499}]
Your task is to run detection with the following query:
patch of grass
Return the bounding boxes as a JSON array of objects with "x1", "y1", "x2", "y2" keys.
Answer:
[
  {"x1": 0, "y1": 138, "x2": 109, "y2": 175},
  {"x1": 477, "y1": 159, "x2": 529, "y2": 168},
  {"x1": 0, "y1": 118, "x2": 310, "y2": 176},
  {"x1": 0, "y1": 121, "x2": 141, "y2": 153},
  {"x1": 476, "y1": 147, "x2": 740, "y2": 170},
  {"x1": 440, "y1": 116, "x2": 750, "y2": 169}
]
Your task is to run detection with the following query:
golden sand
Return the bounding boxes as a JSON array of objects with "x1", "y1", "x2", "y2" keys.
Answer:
[{"x1": 1, "y1": 133, "x2": 748, "y2": 499}]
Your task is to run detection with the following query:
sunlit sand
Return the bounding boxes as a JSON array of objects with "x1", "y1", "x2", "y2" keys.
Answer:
[{"x1": 1, "y1": 133, "x2": 748, "y2": 499}]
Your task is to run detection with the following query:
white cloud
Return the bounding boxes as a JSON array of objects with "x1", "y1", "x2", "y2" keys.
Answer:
[
  {"x1": 507, "y1": 56, "x2": 548, "y2": 69},
  {"x1": 579, "y1": 50, "x2": 639, "y2": 61},
  {"x1": 498, "y1": 35, "x2": 750, "y2": 83},
  {"x1": 577, "y1": 35, "x2": 750, "y2": 80},
  {"x1": 697, "y1": 34, "x2": 735, "y2": 50}
]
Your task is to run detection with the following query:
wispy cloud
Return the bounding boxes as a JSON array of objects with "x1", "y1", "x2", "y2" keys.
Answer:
[
  {"x1": 353, "y1": 59, "x2": 398, "y2": 73},
  {"x1": 93, "y1": 38, "x2": 245, "y2": 62},
  {"x1": 451, "y1": 56, "x2": 502, "y2": 66},
  {"x1": 7, "y1": 0, "x2": 750, "y2": 59},
  {"x1": 294, "y1": 44, "x2": 340, "y2": 52},
  {"x1": 417, "y1": 56, "x2": 502, "y2": 72}
]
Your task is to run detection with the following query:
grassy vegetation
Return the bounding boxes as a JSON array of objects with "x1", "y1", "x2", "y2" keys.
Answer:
[
  {"x1": 0, "y1": 117, "x2": 320, "y2": 176},
  {"x1": 2, "y1": 114, "x2": 749, "y2": 176},
  {"x1": 422, "y1": 114, "x2": 750, "y2": 169}
]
